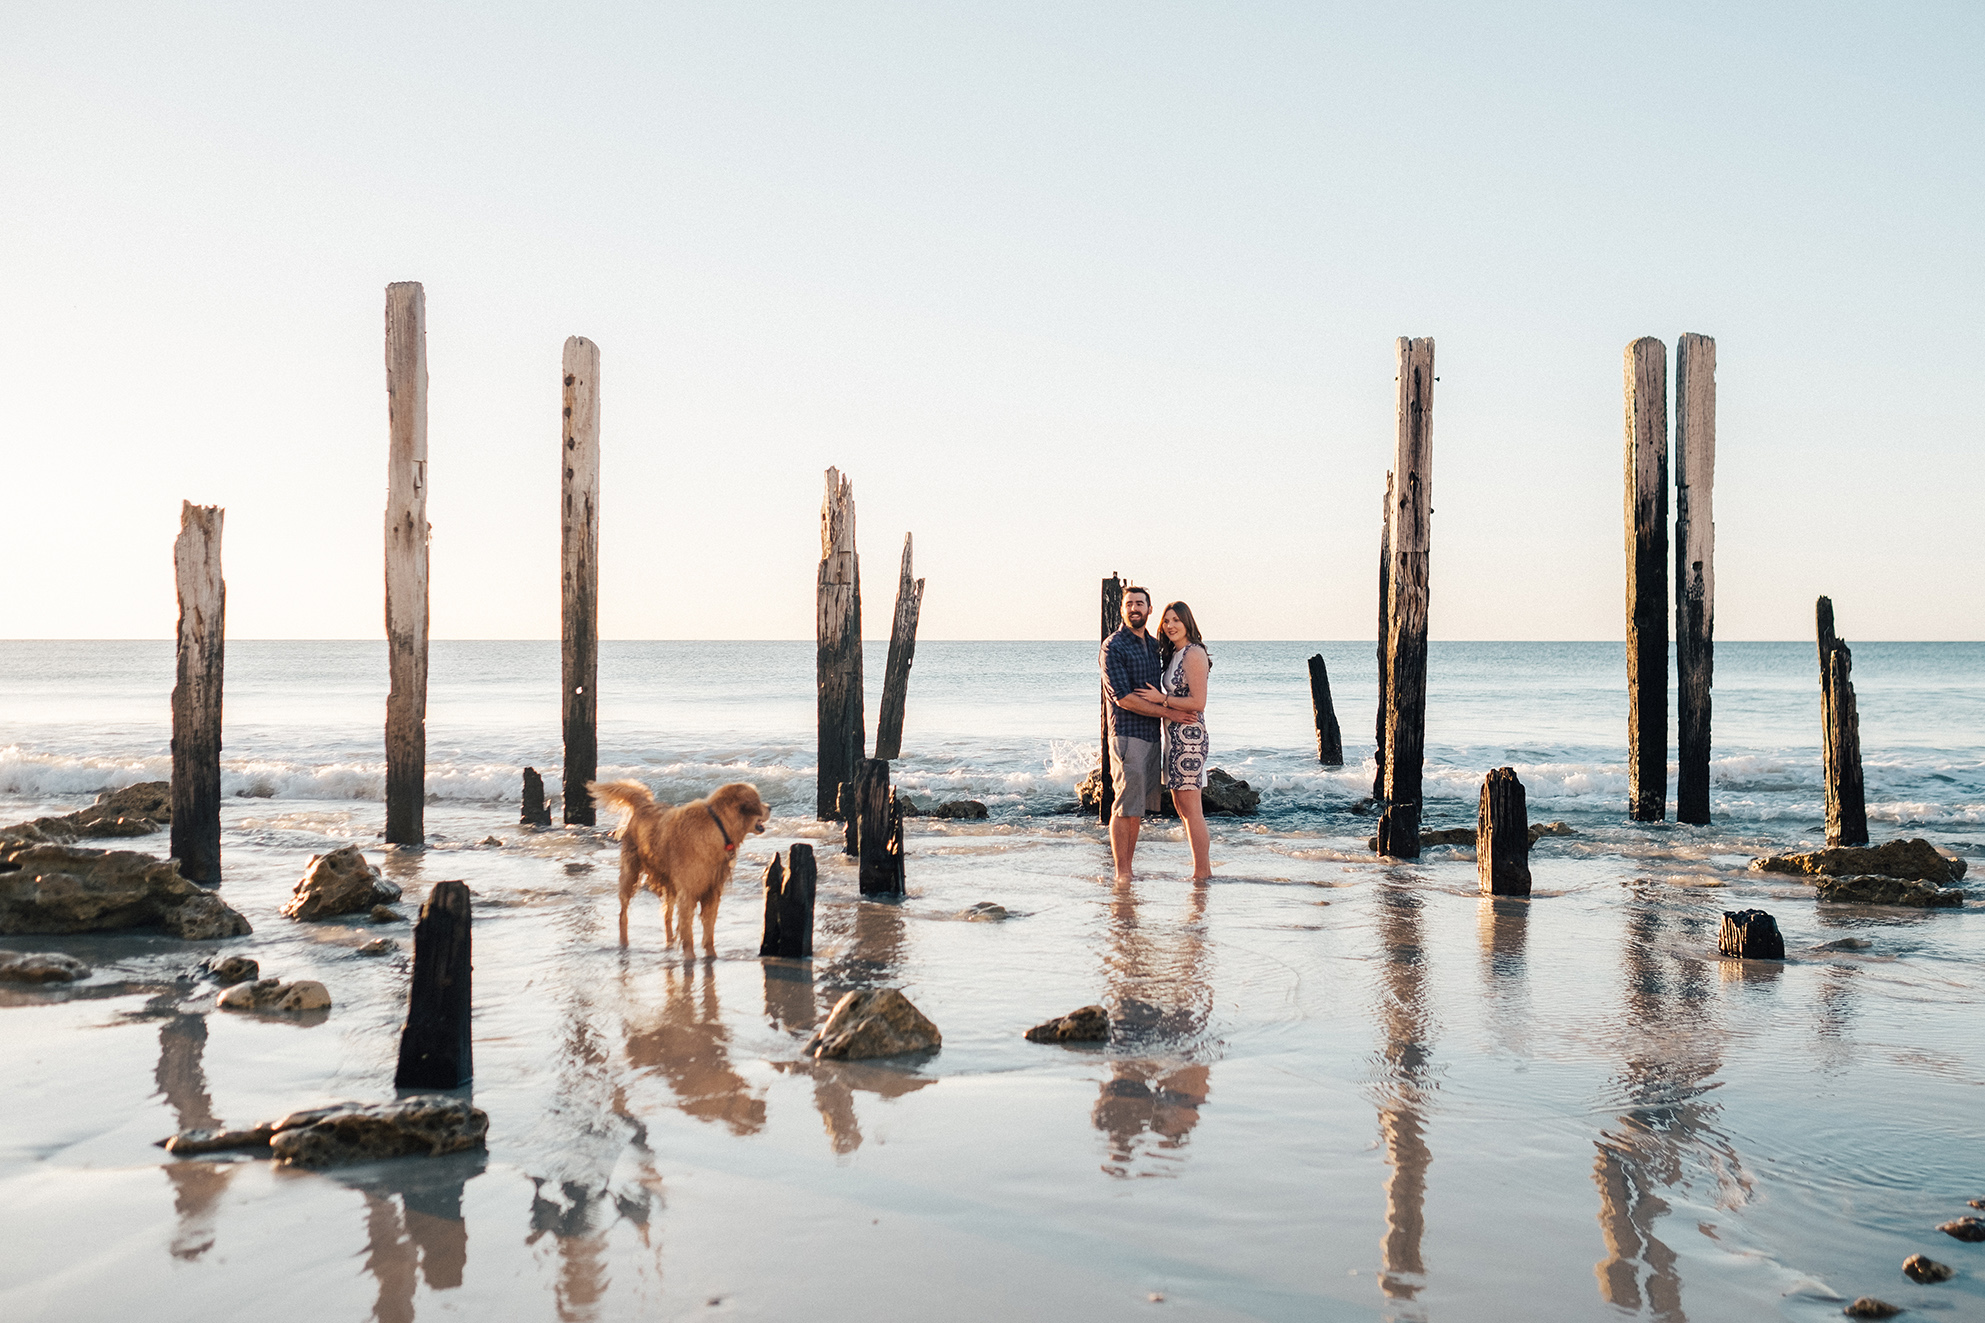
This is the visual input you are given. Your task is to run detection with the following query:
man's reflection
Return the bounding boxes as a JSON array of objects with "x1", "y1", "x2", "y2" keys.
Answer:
[
  {"x1": 1591, "y1": 898, "x2": 1744, "y2": 1321},
  {"x1": 1372, "y1": 880, "x2": 1433, "y2": 1315},
  {"x1": 1092, "y1": 878, "x2": 1216, "y2": 1178}
]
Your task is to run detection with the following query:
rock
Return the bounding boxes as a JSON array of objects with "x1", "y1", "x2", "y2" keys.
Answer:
[
  {"x1": 0, "y1": 951, "x2": 91, "y2": 982},
  {"x1": 480, "y1": 836, "x2": 503, "y2": 847},
  {"x1": 805, "y1": 988, "x2": 941, "y2": 1061},
  {"x1": 1422, "y1": 827, "x2": 1476, "y2": 846},
  {"x1": 1719, "y1": 909, "x2": 1785, "y2": 959},
  {"x1": 1202, "y1": 769, "x2": 1260, "y2": 816},
  {"x1": 269, "y1": 1096, "x2": 489, "y2": 1169},
  {"x1": 0, "y1": 842, "x2": 251, "y2": 938},
  {"x1": 1530, "y1": 821, "x2": 1574, "y2": 843},
  {"x1": 933, "y1": 800, "x2": 988, "y2": 820},
  {"x1": 217, "y1": 978, "x2": 332, "y2": 1013},
  {"x1": 1902, "y1": 1254, "x2": 1953, "y2": 1284},
  {"x1": 1752, "y1": 838, "x2": 1965, "y2": 884},
  {"x1": 370, "y1": 905, "x2": 404, "y2": 922},
  {"x1": 162, "y1": 1125, "x2": 276, "y2": 1156},
  {"x1": 204, "y1": 954, "x2": 259, "y2": 984},
  {"x1": 1972, "y1": 1199, "x2": 1985, "y2": 1210},
  {"x1": 1814, "y1": 937, "x2": 1874, "y2": 952},
  {"x1": 1077, "y1": 769, "x2": 1106, "y2": 812},
  {"x1": 1348, "y1": 797, "x2": 1378, "y2": 816},
  {"x1": 1842, "y1": 1299, "x2": 1902, "y2": 1319},
  {"x1": 1024, "y1": 1004, "x2": 1109, "y2": 1043},
  {"x1": 959, "y1": 902, "x2": 1008, "y2": 921},
  {"x1": 280, "y1": 846, "x2": 401, "y2": 920},
  {"x1": 355, "y1": 938, "x2": 396, "y2": 956},
  {"x1": 0, "y1": 781, "x2": 173, "y2": 846},
  {"x1": 896, "y1": 796, "x2": 927, "y2": 817},
  {"x1": 1815, "y1": 876, "x2": 1963, "y2": 908},
  {"x1": 1938, "y1": 1216, "x2": 1985, "y2": 1242}
]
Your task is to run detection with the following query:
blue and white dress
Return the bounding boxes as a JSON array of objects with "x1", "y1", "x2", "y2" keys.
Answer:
[{"x1": 1161, "y1": 646, "x2": 1210, "y2": 791}]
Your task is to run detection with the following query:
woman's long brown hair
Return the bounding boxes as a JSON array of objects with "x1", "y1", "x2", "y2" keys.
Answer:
[{"x1": 1157, "y1": 601, "x2": 1210, "y2": 669}]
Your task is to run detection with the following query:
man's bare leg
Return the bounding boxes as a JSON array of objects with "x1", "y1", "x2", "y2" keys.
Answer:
[{"x1": 1110, "y1": 813, "x2": 1143, "y2": 881}]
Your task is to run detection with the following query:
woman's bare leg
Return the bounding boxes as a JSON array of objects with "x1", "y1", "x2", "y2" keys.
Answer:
[{"x1": 1173, "y1": 788, "x2": 1212, "y2": 879}]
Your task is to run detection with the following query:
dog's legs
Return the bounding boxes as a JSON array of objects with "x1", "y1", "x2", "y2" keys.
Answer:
[
  {"x1": 617, "y1": 840, "x2": 640, "y2": 948},
  {"x1": 699, "y1": 891, "x2": 721, "y2": 960},
  {"x1": 657, "y1": 877, "x2": 676, "y2": 945},
  {"x1": 674, "y1": 889, "x2": 698, "y2": 959}
]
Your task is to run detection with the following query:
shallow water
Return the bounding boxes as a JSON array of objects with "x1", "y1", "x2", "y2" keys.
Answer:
[{"x1": 2, "y1": 642, "x2": 1982, "y2": 1320}]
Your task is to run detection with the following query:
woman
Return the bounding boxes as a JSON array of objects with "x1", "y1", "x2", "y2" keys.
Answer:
[{"x1": 1133, "y1": 602, "x2": 1213, "y2": 881}]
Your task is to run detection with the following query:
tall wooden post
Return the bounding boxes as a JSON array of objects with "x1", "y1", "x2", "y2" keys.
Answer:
[
  {"x1": 873, "y1": 534, "x2": 925, "y2": 761},
  {"x1": 1675, "y1": 333, "x2": 1716, "y2": 825},
  {"x1": 1308, "y1": 654, "x2": 1343, "y2": 766},
  {"x1": 395, "y1": 879, "x2": 473, "y2": 1088},
  {"x1": 1098, "y1": 573, "x2": 1124, "y2": 826},
  {"x1": 1477, "y1": 767, "x2": 1531, "y2": 897},
  {"x1": 1623, "y1": 336, "x2": 1668, "y2": 823},
  {"x1": 1817, "y1": 598, "x2": 1869, "y2": 846},
  {"x1": 384, "y1": 282, "x2": 430, "y2": 847},
  {"x1": 817, "y1": 469, "x2": 863, "y2": 820},
  {"x1": 1376, "y1": 340, "x2": 1433, "y2": 858},
  {"x1": 170, "y1": 502, "x2": 225, "y2": 884},
  {"x1": 1373, "y1": 473, "x2": 1392, "y2": 801},
  {"x1": 560, "y1": 336, "x2": 601, "y2": 826}
]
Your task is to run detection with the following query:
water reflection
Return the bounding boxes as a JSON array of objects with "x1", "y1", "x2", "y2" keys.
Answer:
[
  {"x1": 1591, "y1": 899, "x2": 1746, "y2": 1321},
  {"x1": 335, "y1": 1150, "x2": 485, "y2": 1323},
  {"x1": 154, "y1": 1010, "x2": 234, "y2": 1261},
  {"x1": 1093, "y1": 878, "x2": 1216, "y2": 1178},
  {"x1": 1372, "y1": 880, "x2": 1434, "y2": 1317},
  {"x1": 762, "y1": 960, "x2": 934, "y2": 1155},
  {"x1": 1476, "y1": 897, "x2": 1530, "y2": 1057},
  {"x1": 625, "y1": 965, "x2": 765, "y2": 1135}
]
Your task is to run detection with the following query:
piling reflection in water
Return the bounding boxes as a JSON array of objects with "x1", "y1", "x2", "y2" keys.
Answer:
[
  {"x1": 1372, "y1": 879, "x2": 1434, "y2": 1316},
  {"x1": 339, "y1": 1149, "x2": 485, "y2": 1323},
  {"x1": 1476, "y1": 896, "x2": 1531, "y2": 1058},
  {"x1": 1092, "y1": 879, "x2": 1216, "y2": 1179},
  {"x1": 763, "y1": 955, "x2": 934, "y2": 1155},
  {"x1": 154, "y1": 1009, "x2": 234, "y2": 1262},
  {"x1": 1591, "y1": 897, "x2": 1748, "y2": 1321}
]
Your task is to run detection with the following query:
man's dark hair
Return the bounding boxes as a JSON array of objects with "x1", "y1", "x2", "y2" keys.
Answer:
[{"x1": 1122, "y1": 585, "x2": 1151, "y2": 605}]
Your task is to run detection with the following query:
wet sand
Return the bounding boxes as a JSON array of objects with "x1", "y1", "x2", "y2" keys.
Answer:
[{"x1": 3, "y1": 798, "x2": 1983, "y2": 1322}]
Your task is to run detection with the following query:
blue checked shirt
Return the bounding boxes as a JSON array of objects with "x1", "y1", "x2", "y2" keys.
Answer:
[{"x1": 1101, "y1": 626, "x2": 1163, "y2": 742}]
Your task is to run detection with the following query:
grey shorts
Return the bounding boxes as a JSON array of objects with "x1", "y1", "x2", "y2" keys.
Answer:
[{"x1": 1109, "y1": 735, "x2": 1163, "y2": 819}]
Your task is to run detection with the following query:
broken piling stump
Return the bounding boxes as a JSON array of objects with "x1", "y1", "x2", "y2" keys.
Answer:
[
  {"x1": 1376, "y1": 339, "x2": 1433, "y2": 859},
  {"x1": 759, "y1": 845, "x2": 816, "y2": 959},
  {"x1": 1476, "y1": 767, "x2": 1531, "y2": 897},
  {"x1": 1308, "y1": 654, "x2": 1343, "y2": 766},
  {"x1": 855, "y1": 760, "x2": 904, "y2": 895},
  {"x1": 873, "y1": 533, "x2": 925, "y2": 761},
  {"x1": 837, "y1": 781, "x2": 859, "y2": 857},
  {"x1": 394, "y1": 879, "x2": 472, "y2": 1089},
  {"x1": 384, "y1": 281, "x2": 431, "y2": 847},
  {"x1": 520, "y1": 768, "x2": 551, "y2": 827},
  {"x1": 1674, "y1": 332, "x2": 1716, "y2": 824},
  {"x1": 560, "y1": 335, "x2": 601, "y2": 826},
  {"x1": 170, "y1": 501, "x2": 225, "y2": 884},
  {"x1": 1817, "y1": 597, "x2": 1869, "y2": 846},
  {"x1": 816, "y1": 468, "x2": 863, "y2": 820},
  {"x1": 1099, "y1": 573, "x2": 1123, "y2": 826},
  {"x1": 1624, "y1": 336, "x2": 1668, "y2": 823},
  {"x1": 1718, "y1": 909, "x2": 1784, "y2": 960}
]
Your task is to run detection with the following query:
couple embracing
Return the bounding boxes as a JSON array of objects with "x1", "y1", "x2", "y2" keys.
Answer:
[{"x1": 1099, "y1": 586, "x2": 1214, "y2": 883}]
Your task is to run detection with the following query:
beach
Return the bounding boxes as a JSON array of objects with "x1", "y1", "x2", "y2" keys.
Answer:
[{"x1": 3, "y1": 639, "x2": 1983, "y2": 1321}]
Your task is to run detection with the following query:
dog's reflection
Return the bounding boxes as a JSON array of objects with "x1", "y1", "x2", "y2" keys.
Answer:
[{"x1": 625, "y1": 963, "x2": 765, "y2": 1135}]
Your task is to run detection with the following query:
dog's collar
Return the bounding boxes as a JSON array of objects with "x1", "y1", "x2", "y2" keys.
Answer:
[{"x1": 705, "y1": 803, "x2": 736, "y2": 853}]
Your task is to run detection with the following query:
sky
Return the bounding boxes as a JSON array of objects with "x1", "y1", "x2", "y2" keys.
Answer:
[{"x1": 4, "y1": 2, "x2": 1980, "y2": 641}]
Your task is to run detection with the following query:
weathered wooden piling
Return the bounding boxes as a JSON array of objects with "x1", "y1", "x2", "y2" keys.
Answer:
[
  {"x1": 817, "y1": 469, "x2": 863, "y2": 820},
  {"x1": 1308, "y1": 654, "x2": 1344, "y2": 766},
  {"x1": 759, "y1": 845, "x2": 817, "y2": 958},
  {"x1": 1376, "y1": 339, "x2": 1433, "y2": 858},
  {"x1": 519, "y1": 768, "x2": 551, "y2": 827},
  {"x1": 1623, "y1": 336, "x2": 1669, "y2": 823},
  {"x1": 170, "y1": 502, "x2": 225, "y2": 884},
  {"x1": 1099, "y1": 573, "x2": 1124, "y2": 825},
  {"x1": 1816, "y1": 597, "x2": 1869, "y2": 846},
  {"x1": 873, "y1": 534, "x2": 925, "y2": 761},
  {"x1": 1476, "y1": 767, "x2": 1531, "y2": 897},
  {"x1": 838, "y1": 782, "x2": 859, "y2": 857},
  {"x1": 1718, "y1": 908, "x2": 1784, "y2": 960},
  {"x1": 1675, "y1": 333, "x2": 1716, "y2": 825},
  {"x1": 394, "y1": 879, "x2": 472, "y2": 1088},
  {"x1": 384, "y1": 281, "x2": 430, "y2": 847},
  {"x1": 1373, "y1": 473, "x2": 1392, "y2": 801},
  {"x1": 560, "y1": 336, "x2": 601, "y2": 826},
  {"x1": 855, "y1": 759, "x2": 904, "y2": 895}
]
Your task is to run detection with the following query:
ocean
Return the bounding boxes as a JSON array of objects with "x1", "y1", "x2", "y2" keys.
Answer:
[{"x1": 3, "y1": 639, "x2": 1981, "y2": 1322}]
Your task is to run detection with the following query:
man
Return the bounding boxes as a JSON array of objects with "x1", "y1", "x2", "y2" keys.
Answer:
[{"x1": 1100, "y1": 585, "x2": 1172, "y2": 881}]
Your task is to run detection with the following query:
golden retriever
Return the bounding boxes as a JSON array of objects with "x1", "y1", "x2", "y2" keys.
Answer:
[{"x1": 589, "y1": 780, "x2": 770, "y2": 956}]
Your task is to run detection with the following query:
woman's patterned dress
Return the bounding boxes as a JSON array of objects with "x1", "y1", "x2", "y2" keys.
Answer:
[{"x1": 1162, "y1": 645, "x2": 1210, "y2": 791}]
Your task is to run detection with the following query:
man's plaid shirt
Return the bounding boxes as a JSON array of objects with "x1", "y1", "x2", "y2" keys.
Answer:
[{"x1": 1100, "y1": 626, "x2": 1163, "y2": 742}]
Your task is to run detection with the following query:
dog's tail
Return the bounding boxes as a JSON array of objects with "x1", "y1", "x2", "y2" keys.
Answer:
[{"x1": 586, "y1": 779, "x2": 663, "y2": 825}]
